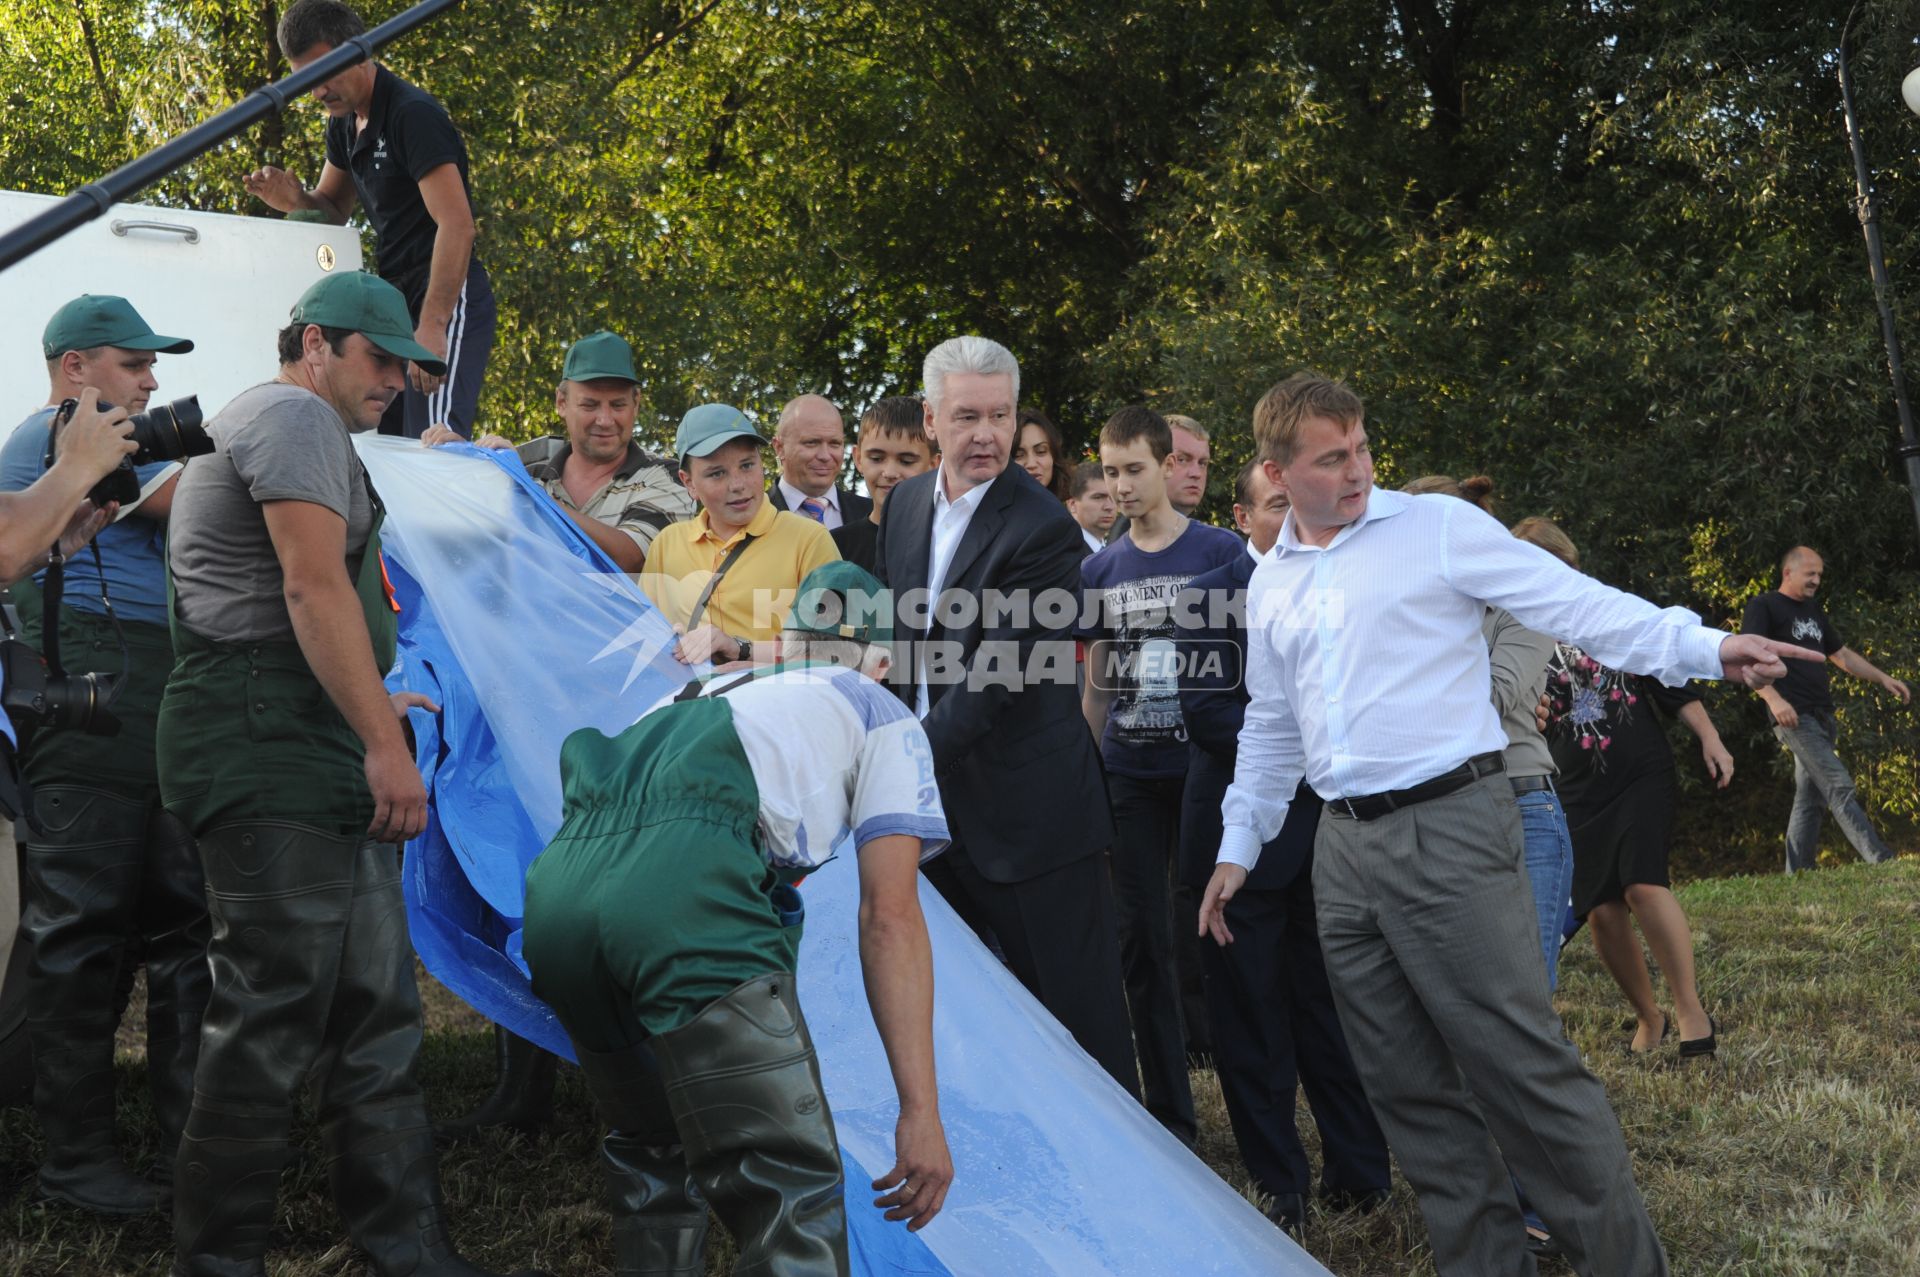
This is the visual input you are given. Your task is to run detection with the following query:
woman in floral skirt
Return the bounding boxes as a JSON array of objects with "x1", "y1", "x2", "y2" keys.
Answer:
[{"x1": 1515, "y1": 517, "x2": 1731, "y2": 1060}]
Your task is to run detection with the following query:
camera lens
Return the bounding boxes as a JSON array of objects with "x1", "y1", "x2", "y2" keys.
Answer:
[{"x1": 126, "y1": 395, "x2": 210, "y2": 465}]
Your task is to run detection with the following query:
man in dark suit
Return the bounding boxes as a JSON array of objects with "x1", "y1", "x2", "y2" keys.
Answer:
[
  {"x1": 1175, "y1": 459, "x2": 1389, "y2": 1237},
  {"x1": 873, "y1": 336, "x2": 1137, "y2": 1095},
  {"x1": 768, "y1": 394, "x2": 873, "y2": 529}
]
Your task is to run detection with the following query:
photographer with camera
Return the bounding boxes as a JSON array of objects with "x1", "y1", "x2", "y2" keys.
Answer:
[
  {"x1": 0, "y1": 294, "x2": 211, "y2": 1217},
  {"x1": 157, "y1": 271, "x2": 541, "y2": 1277},
  {"x1": 0, "y1": 391, "x2": 138, "y2": 586}
]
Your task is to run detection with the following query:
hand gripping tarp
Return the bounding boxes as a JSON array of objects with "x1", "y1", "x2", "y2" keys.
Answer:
[{"x1": 355, "y1": 436, "x2": 1329, "y2": 1277}]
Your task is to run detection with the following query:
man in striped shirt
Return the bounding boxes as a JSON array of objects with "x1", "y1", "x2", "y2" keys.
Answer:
[{"x1": 426, "y1": 331, "x2": 692, "y2": 576}]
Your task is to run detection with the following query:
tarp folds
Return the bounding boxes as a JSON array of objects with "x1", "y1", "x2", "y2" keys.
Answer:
[{"x1": 355, "y1": 436, "x2": 1329, "y2": 1277}]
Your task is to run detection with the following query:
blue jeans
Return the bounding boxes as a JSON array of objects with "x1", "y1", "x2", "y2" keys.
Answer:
[
  {"x1": 1775, "y1": 708, "x2": 1894, "y2": 872},
  {"x1": 1509, "y1": 784, "x2": 1576, "y2": 1236},
  {"x1": 1515, "y1": 787, "x2": 1575, "y2": 993}
]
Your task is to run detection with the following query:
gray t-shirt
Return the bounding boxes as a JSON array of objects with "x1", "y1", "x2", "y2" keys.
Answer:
[{"x1": 169, "y1": 382, "x2": 374, "y2": 644}]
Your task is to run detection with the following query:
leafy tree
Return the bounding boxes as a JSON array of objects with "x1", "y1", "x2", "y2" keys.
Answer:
[{"x1": 4, "y1": 0, "x2": 1917, "y2": 861}]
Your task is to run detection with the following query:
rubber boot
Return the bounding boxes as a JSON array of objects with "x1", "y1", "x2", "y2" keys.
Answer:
[
  {"x1": 436, "y1": 1025, "x2": 558, "y2": 1142},
  {"x1": 574, "y1": 1039, "x2": 709, "y2": 1276},
  {"x1": 315, "y1": 838, "x2": 547, "y2": 1277},
  {"x1": 326, "y1": 1095, "x2": 550, "y2": 1277},
  {"x1": 141, "y1": 809, "x2": 211, "y2": 1176},
  {"x1": 22, "y1": 784, "x2": 166, "y2": 1215},
  {"x1": 171, "y1": 1098, "x2": 293, "y2": 1277},
  {"x1": 649, "y1": 975, "x2": 848, "y2": 1277},
  {"x1": 172, "y1": 822, "x2": 360, "y2": 1275}
]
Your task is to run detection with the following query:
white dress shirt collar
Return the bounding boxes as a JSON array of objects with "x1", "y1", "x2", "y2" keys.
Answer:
[
  {"x1": 1276, "y1": 485, "x2": 1409, "y2": 555},
  {"x1": 933, "y1": 471, "x2": 994, "y2": 522}
]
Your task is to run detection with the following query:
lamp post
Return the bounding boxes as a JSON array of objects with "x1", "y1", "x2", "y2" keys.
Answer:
[{"x1": 1837, "y1": 3, "x2": 1920, "y2": 550}]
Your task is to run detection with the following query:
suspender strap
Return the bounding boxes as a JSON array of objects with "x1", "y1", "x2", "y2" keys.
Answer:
[{"x1": 673, "y1": 669, "x2": 764, "y2": 703}]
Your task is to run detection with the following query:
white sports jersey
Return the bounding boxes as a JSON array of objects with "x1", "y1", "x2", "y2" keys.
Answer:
[{"x1": 647, "y1": 664, "x2": 949, "y2": 871}]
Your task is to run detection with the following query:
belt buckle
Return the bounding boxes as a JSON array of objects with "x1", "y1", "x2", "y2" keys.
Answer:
[{"x1": 1336, "y1": 797, "x2": 1361, "y2": 820}]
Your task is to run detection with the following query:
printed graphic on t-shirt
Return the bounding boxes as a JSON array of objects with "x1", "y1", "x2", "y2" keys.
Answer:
[
  {"x1": 1097, "y1": 573, "x2": 1193, "y2": 747},
  {"x1": 1791, "y1": 616, "x2": 1825, "y2": 645}
]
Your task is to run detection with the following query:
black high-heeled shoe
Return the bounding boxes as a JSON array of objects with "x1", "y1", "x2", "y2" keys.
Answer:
[{"x1": 1678, "y1": 1014, "x2": 1719, "y2": 1060}]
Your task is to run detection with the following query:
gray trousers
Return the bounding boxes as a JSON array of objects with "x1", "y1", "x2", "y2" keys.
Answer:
[
  {"x1": 1775, "y1": 708, "x2": 1894, "y2": 872},
  {"x1": 1314, "y1": 773, "x2": 1668, "y2": 1277}
]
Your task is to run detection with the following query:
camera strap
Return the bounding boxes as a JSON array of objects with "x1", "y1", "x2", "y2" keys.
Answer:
[{"x1": 41, "y1": 550, "x2": 66, "y2": 676}]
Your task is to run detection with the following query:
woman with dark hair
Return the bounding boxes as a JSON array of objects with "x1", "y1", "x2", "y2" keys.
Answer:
[
  {"x1": 1014, "y1": 407, "x2": 1074, "y2": 502},
  {"x1": 1516, "y1": 516, "x2": 1728, "y2": 1060}
]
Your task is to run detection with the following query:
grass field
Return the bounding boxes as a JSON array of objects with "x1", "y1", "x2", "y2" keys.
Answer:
[{"x1": 4, "y1": 860, "x2": 1918, "y2": 1276}]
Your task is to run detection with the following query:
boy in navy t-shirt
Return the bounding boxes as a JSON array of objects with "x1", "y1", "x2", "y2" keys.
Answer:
[{"x1": 1078, "y1": 406, "x2": 1240, "y2": 1145}]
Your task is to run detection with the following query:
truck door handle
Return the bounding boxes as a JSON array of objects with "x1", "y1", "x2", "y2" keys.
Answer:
[{"x1": 110, "y1": 218, "x2": 200, "y2": 244}]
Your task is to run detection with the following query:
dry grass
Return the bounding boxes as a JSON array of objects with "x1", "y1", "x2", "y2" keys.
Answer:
[{"x1": 4, "y1": 860, "x2": 1918, "y2": 1276}]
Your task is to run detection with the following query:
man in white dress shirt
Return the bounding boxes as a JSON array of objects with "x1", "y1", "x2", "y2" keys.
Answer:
[{"x1": 1198, "y1": 373, "x2": 1819, "y2": 1277}]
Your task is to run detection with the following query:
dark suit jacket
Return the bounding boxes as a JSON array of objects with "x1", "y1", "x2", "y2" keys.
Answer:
[
  {"x1": 874, "y1": 464, "x2": 1113, "y2": 883},
  {"x1": 1175, "y1": 548, "x2": 1322, "y2": 893},
  {"x1": 769, "y1": 481, "x2": 872, "y2": 526}
]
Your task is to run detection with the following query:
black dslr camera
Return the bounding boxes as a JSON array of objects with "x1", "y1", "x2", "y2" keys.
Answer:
[
  {"x1": 50, "y1": 394, "x2": 213, "y2": 506},
  {"x1": 0, "y1": 606, "x2": 119, "y2": 746}
]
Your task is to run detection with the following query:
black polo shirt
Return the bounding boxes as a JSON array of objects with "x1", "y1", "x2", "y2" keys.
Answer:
[{"x1": 325, "y1": 65, "x2": 477, "y2": 306}]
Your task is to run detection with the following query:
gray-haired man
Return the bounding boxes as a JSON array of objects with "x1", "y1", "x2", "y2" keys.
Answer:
[{"x1": 873, "y1": 335, "x2": 1139, "y2": 1099}]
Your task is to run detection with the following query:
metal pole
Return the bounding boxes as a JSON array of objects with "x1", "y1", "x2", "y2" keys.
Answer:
[
  {"x1": 0, "y1": 0, "x2": 459, "y2": 275},
  {"x1": 1838, "y1": 4, "x2": 1920, "y2": 551}
]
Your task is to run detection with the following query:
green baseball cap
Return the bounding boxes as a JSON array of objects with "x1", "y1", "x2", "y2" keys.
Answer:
[
  {"x1": 788, "y1": 561, "x2": 894, "y2": 646},
  {"x1": 42, "y1": 295, "x2": 193, "y2": 359},
  {"x1": 562, "y1": 330, "x2": 639, "y2": 384},
  {"x1": 287, "y1": 272, "x2": 448, "y2": 374},
  {"x1": 674, "y1": 403, "x2": 767, "y2": 460}
]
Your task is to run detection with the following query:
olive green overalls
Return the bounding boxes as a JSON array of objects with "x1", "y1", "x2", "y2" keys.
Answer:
[
  {"x1": 156, "y1": 493, "x2": 505, "y2": 1277},
  {"x1": 522, "y1": 685, "x2": 848, "y2": 1277},
  {"x1": 11, "y1": 583, "x2": 208, "y2": 1215}
]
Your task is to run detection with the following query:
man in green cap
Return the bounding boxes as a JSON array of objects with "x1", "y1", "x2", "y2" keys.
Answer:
[
  {"x1": 423, "y1": 332, "x2": 694, "y2": 1137},
  {"x1": 424, "y1": 330, "x2": 691, "y2": 576},
  {"x1": 0, "y1": 294, "x2": 206, "y2": 1216},
  {"x1": 156, "y1": 271, "x2": 542, "y2": 1277},
  {"x1": 523, "y1": 560, "x2": 953, "y2": 1276}
]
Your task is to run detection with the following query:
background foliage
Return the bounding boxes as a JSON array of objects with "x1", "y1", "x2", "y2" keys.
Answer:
[{"x1": 3, "y1": 0, "x2": 1918, "y2": 868}]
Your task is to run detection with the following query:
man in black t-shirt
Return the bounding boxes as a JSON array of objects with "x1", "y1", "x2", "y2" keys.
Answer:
[
  {"x1": 1741, "y1": 546, "x2": 1910, "y2": 871},
  {"x1": 244, "y1": 0, "x2": 495, "y2": 440}
]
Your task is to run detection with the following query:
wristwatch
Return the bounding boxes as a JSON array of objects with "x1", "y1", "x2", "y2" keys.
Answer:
[{"x1": 735, "y1": 637, "x2": 754, "y2": 662}]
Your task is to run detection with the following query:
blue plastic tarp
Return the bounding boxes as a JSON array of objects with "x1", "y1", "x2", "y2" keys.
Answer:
[{"x1": 355, "y1": 436, "x2": 1329, "y2": 1277}]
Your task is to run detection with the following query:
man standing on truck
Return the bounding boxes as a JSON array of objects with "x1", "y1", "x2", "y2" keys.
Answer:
[{"x1": 243, "y1": 0, "x2": 495, "y2": 440}]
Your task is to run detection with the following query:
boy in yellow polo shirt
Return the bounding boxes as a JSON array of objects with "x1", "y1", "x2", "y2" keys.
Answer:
[{"x1": 641, "y1": 403, "x2": 839, "y2": 665}]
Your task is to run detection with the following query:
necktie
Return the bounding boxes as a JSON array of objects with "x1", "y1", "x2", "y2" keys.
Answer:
[{"x1": 799, "y1": 497, "x2": 828, "y2": 523}]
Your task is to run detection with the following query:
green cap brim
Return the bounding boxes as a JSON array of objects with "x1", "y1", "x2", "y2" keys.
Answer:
[
  {"x1": 365, "y1": 331, "x2": 448, "y2": 375},
  {"x1": 110, "y1": 332, "x2": 194, "y2": 355},
  {"x1": 684, "y1": 428, "x2": 768, "y2": 457}
]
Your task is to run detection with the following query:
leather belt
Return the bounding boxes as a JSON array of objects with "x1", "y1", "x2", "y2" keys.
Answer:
[
  {"x1": 1327, "y1": 752, "x2": 1506, "y2": 822},
  {"x1": 1509, "y1": 775, "x2": 1554, "y2": 796}
]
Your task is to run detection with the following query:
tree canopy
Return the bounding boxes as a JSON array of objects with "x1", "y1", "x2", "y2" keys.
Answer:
[{"x1": 5, "y1": 0, "x2": 1918, "y2": 859}]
